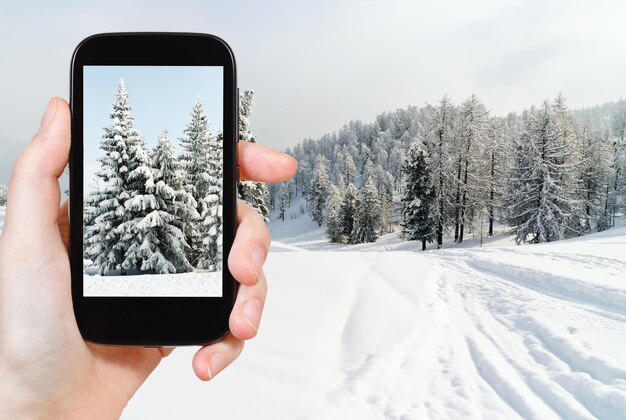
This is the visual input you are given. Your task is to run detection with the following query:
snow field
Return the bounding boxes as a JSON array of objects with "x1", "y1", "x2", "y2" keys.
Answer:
[
  {"x1": 83, "y1": 270, "x2": 222, "y2": 297},
  {"x1": 124, "y1": 226, "x2": 626, "y2": 419}
]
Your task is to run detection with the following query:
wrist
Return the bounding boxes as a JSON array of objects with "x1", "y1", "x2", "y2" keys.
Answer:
[{"x1": 0, "y1": 380, "x2": 124, "y2": 420}]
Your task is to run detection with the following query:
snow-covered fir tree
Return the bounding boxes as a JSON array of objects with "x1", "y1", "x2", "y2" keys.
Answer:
[
  {"x1": 0, "y1": 184, "x2": 7, "y2": 206},
  {"x1": 309, "y1": 154, "x2": 330, "y2": 226},
  {"x1": 578, "y1": 124, "x2": 612, "y2": 232},
  {"x1": 350, "y1": 177, "x2": 381, "y2": 244},
  {"x1": 481, "y1": 117, "x2": 508, "y2": 236},
  {"x1": 505, "y1": 97, "x2": 583, "y2": 243},
  {"x1": 117, "y1": 134, "x2": 159, "y2": 273},
  {"x1": 238, "y1": 90, "x2": 270, "y2": 221},
  {"x1": 425, "y1": 96, "x2": 456, "y2": 248},
  {"x1": 178, "y1": 98, "x2": 219, "y2": 268},
  {"x1": 402, "y1": 142, "x2": 436, "y2": 250},
  {"x1": 197, "y1": 130, "x2": 224, "y2": 270},
  {"x1": 277, "y1": 181, "x2": 291, "y2": 221},
  {"x1": 147, "y1": 129, "x2": 199, "y2": 272},
  {"x1": 84, "y1": 79, "x2": 143, "y2": 274},
  {"x1": 326, "y1": 183, "x2": 345, "y2": 242},
  {"x1": 453, "y1": 95, "x2": 489, "y2": 242},
  {"x1": 339, "y1": 182, "x2": 360, "y2": 241}
]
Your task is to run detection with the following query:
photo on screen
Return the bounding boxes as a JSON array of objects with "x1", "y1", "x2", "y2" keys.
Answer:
[{"x1": 82, "y1": 66, "x2": 224, "y2": 297}]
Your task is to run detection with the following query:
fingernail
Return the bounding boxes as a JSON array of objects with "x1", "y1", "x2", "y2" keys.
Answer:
[
  {"x1": 249, "y1": 246, "x2": 265, "y2": 283},
  {"x1": 207, "y1": 352, "x2": 226, "y2": 380},
  {"x1": 39, "y1": 97, "x2": 57, "y2": 133},
  {"x1": 242, "y1": 299, "x2": 261, "y2": 333}
]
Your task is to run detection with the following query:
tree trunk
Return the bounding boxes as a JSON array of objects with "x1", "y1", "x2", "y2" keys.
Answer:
[
  {"x1": 421, "y1": 238, "x2": 426, "y2": 251},
  {"x1": 489, "y1": 151, "x2": 495, "y2": 236},
  {"x1": 459, "y1": 148, "x2": 471, "y2": 243},
  {"x1": 454, "y1": 155, "x2": 462, "y2": 241}
]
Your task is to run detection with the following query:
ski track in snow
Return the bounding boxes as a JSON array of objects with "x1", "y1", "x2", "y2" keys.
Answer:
[
  {"x1": 296, "y1": 238, "x2": 626, "y2": 419},
  {"x1": 5, "y1": 203, "x2": 621, "y2": 419},
  {"x1": 121, "y1": 226, "x2": 626, "y2": 419}
]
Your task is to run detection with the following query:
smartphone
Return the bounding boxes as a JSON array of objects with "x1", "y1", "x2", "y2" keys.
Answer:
[{"x1": 69, "y1": 33, "x2": 238, "y2": 346}]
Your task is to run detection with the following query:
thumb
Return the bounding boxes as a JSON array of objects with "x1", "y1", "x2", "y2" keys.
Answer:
[{"x1": 2, "y1": 97, "x2": 71, "y2": 240}]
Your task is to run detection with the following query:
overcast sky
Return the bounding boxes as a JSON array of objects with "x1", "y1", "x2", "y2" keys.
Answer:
[{"x1": 1, "y1": 0, "x2": 626, "y2": 186}]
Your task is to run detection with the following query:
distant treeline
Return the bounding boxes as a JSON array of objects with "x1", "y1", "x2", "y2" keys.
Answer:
[{"x1": 270, "y1": 95, "x2": 626, "y2": 248}]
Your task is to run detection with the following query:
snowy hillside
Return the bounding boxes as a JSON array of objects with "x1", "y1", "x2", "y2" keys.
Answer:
[{"x1": 124, "y1": 225, "x2": 626, "y2": 419}]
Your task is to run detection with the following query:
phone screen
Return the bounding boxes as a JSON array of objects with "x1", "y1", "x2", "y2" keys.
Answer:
[{"x1": 82, "y1": 66, "x2": 224, "y2": 297}]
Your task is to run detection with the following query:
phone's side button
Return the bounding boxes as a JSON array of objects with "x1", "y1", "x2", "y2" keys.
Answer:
[{"x1": 236, "y1": 164, "x2": 240, "y2": 182}]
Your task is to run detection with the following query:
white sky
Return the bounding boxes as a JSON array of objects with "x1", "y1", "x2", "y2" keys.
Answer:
[{"x1": 1, "y1": 0, "x2": 626, "y2": 185}]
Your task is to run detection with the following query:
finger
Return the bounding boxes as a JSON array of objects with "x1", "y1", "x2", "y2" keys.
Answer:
[
  {"x1": 58, "y1": 199, "x2": 69, "y2": 251},
  {"x1": 192, "y1": 333, "x2": 244, "y2": 381},
  {"x1": 3, "y1": 97, "x2": 70, "y2": 240},
  {"x1": 238, "y1": 141, "x2": 297, "y2": 183},
  {"x1": 229, "y1": 267, "x2": 268, "y2": 341},
  {"x1": 228, "y1": 200, "x2": 270, "y2": 286},
  {"x1": 159, "y1": 347, "x2": 175, "y2": 358}
]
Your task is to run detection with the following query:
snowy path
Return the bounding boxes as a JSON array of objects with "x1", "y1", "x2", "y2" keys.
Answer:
[{"x1": 125, "y1": 227, "x2": 626, "y2": 419}]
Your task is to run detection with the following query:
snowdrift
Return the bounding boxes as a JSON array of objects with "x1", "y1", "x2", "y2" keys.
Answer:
[{"x1": 125, "y1": 226, "x2": 626, "y2": 419}]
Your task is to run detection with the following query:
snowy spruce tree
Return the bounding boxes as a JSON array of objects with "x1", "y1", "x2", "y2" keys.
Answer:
[
  {"x1": 326, "y1": 183, "x2": 345, "y2": 242},
  {"x1": 309, "y1": 154, "x2": 330, "y2": 226},
  {"x1": 505, "y1": 97, "x2": 583, "y2": 243},
  {"x1": 578, "y1": 124, "x2": 612, "y2": 232},
  {"x1": 277, "y1": 181, "x2": 291, "y2": 221},
  {"x1": 84, "y1": 79, "x2": 143, "y2": 274},
  {"x1": 425, "y1": 96, "x2": 456, "y2": 248},
  {"x1": 178, "y1": 98, "x2": 218, "y2": 268},
  {"x1": 339, "y1": 182, "x2": 360, "y2": 241},
  {"x1": 453, "y1": 95, "x2": 489, "y2": 243},
  {"x1": 118, "y1": 135, "x2": 169, "y2": 274},
  {"x1": 197, "y1": 130, "x2": 224, "y2": 270},
  {"x1": 146, "y1": 129, "x2": 199, "y2": 272},
  {"x1": 350, "y1": 177, "x2": 381, "y2": 244},
  {"x1": 238, "y1": 90, "x2": 270, "y2": 221},
  {"x1": 0, "y1": 184, "x2": 7, "y2": 206},
  {"x1": 402, "y1": 143, "x2": 436, "y2": 250}
]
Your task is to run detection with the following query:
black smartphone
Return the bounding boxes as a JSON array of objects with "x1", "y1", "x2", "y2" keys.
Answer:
[{"x1": 69, "y1": 33, "x2": 238, "y2": 346}]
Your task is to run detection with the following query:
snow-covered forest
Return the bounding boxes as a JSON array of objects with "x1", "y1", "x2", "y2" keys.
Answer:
[
  {"x1": 84, "y1": 81, "x2": 266, "y2": 277},
  {"x1": 270, "y1": 95, "x2": 626, "y2": 248}
]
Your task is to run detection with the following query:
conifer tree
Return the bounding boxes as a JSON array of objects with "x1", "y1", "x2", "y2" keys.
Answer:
[
  {"x1": 350, "y1": 177, "x2": 381, "y2": 243},
  {"x1": 454, "y1": 95, "x2": 489, "y2": 242},
  {"x1": 84, "y1": 79, "x2": 143, "y2": 274},
  {"x1": 505, "y1": 97, "x2": 583, "y2": 243},
  {"x1": 310, "y1": 154, "x2": 329, "y2": 226},
  {"x1": 277, "y1": 182, "x2": 290, "y2": 221},
  {"x1": 179, "y1": 98, "x2": 213, "y2": 267},
  {"x1": 326, "y1": 184, "x2": 345, "y2": 242},
  {"x1": 148, "y1": 129, "x2": 198, "y2": 272},
  {"x1": 118, "y1": 136, "x2": 158, "y2": 273},
  {"x1": 402, "y1": 143, "x2": 435, "y2": 250},
  {"x1": 425, "y1": 96, "x2": 456, "y2": 248},
  {"x1": 0, "y1": 185, "x2": 7, "y2": 206},
  {"x1": 340, "y1": 182, "x2": 360, "y2": 240},
  {"x1": 238, "y1": 90, "x2": 270, "y2": 221},
  {"x1": 197, "y1": 130, "x2": 224, "y2": 270}
]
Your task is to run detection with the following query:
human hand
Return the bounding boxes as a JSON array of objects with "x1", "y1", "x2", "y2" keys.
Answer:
[{"x1": 0, "y1": 97, "x2": 297, "y2": 419}]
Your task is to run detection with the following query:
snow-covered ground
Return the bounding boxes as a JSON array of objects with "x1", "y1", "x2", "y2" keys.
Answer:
[
  {"x1": 1, "y1": 203, "x2": 624, "y2": 417},
  {"x1": 84, "y1": 270, "x2": 222, "y2": 297},
  {"x1": 123, "y1": 221, "x2": 626, "y2": 419}
]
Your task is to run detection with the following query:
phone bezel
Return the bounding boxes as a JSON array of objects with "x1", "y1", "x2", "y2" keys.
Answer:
[{"x1": 70, "y1": 33, "x2": 238, "y2": 346}]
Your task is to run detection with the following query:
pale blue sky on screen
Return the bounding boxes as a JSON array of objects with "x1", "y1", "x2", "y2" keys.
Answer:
[{"x1": 83, "y1": 66, "x2": 223, "y2": 193}]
